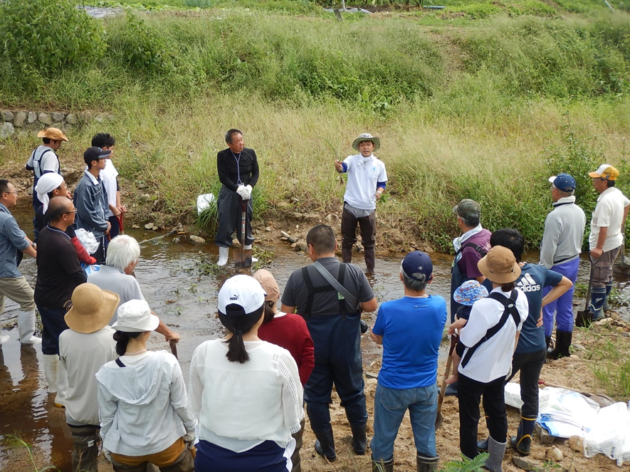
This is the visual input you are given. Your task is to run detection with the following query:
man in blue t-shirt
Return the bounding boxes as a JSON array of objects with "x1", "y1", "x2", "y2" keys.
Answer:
[
  {"x1": 369, "y1": 251, "x2": 446, "y2": 472},
  {"x1": 482, "y1": 229, "x2": 572, "y2": 457}
]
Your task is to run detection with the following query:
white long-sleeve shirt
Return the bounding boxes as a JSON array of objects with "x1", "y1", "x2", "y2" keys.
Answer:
[
  {"x1": 96, "y1": 350, "x2": 196, "y2": 456},
  {"x1": 189, "y1": 339, "x2": 303, "y2": 453},
  {"x1": 539, "y1": 196, "x2": 586, "y2": 269}
]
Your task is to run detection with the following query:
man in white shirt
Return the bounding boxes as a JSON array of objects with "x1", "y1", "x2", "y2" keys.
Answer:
[
  {"x1": 92, "y1": 133, "x2": 126, "y2": 240},
  {"x1": 588, "y1": 165, "x2": 630, "y2": 321},
  {"x1": 334, "y1": 133, "x2": 387, "y2": 273}
]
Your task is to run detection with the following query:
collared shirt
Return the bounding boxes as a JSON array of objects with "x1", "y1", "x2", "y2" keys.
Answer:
[
  {"x1": 540, "y1": 196, "x2": 586, "y2": 269},
  {"x1": 74, "y1": 169, "x2": 110, "y2": 239},
  {"x1": 589, "y1": 187, "x2": 630, "y2": 251},
  {"x1": 341, "y1": 154, "x2": 387, "y2": 211},
  {"x1": 0, "y1": 203, "x2": 30, "y2": 279}
]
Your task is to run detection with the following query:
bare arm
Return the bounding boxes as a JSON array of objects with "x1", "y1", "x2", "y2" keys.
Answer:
[
  {"x1": 281, "y1": 304, "x2": 296, "y2": 314},
  {"x1": 153, "y1": 312, "x2": 180, "y2": 343},
  {"x1": 475, "y1": 275, "x2": 486, "y2": 284},
  {"x1": 541, "y1": 276, "x2": 572, "y2": 308},
  {"x1": 624, "y1": 205, "x2": 630, "y2": 227},
  {"x1": 360, "y1": 297, "x2": 378, "y2": 313},
  {"x1": 591, "y1": 227, "x2": 608, "y2": 258}
]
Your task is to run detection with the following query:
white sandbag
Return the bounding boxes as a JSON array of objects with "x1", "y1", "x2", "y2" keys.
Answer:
[
  {"x1": 197, "y1": 193, "x2": 215, "y2": 213},
  {"x1": 537, "y1": 387, "x2": 599, "y2": 438},
  {"x1": 584, "y1": 401, "x2": 630, "y2": 466},
  {"x1": 505, "y1": 382, "x2": 524, "y2": 410},
  {"x1": 74, "y1": 228, "x2": 100, "y2": 255}
]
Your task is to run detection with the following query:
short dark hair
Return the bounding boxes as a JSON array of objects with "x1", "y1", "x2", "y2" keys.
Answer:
[
  {"x1": 461, "y1": 215, "x2": 480, "y2": 227},
  {"x1": 47, "y1": 197, "x2": 71, "y2": 222},
  {"x1": 225, "y1": 129, "x2": 242, "y2": 144},
  {"x1": 306, "y1": 225, "x2": 336, "y2": 255},
  {"x1": 0, "y1": 179, "x2": 10, "y2": 196},
  {"x1": 43, "y1": 138, "x2": 51, "y2": 144},
  {"x1": 607, "y1": 180, "x2": 616, "y2": 188},
  {"x1": 91, "y1": 133, "x2": 115, "y2": 148},
  {"x1": 490, "y1": 228, "x2": 525, "y2": 263}
]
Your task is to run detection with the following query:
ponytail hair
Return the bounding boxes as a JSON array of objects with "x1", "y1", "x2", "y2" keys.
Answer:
[
  {"x1": 113, "y1": 331, "x2": 142, "y2": 356},
  {"x1": 501, "y1": 282, "x2": 516, "y2": 292},
  {"x1": 219, "y1": 304, "x2": 264, "y2": 364},
  {"x1": 262, "y1": 301, "x2": 276, "y2": 325}
]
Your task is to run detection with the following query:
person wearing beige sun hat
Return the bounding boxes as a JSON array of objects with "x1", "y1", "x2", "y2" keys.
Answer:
[
  {"x1": 59, "y1": 283, "x2": 119, "y2": 472},
  {"x1": 334, "y1": 133, "x2": 388, "y2": 273},
  {"x1": 456, "y1": 246, "x2": 529, "y2": 472},
  {"x1": 26, "y1": 127, "x2": 70, "y2": 240}
]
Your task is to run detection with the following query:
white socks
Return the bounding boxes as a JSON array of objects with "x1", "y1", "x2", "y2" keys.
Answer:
[
  {"x1": 18, "y1": 310, "x2": 42, "y2": 345},
  {"x1": 217, "y1": 247, "x2": 229, "y2": 266}
]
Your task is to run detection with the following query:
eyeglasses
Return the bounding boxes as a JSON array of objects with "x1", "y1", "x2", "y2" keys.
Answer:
[{"x1": 64, "y1": 209, "x2": 78, "y2": 214}]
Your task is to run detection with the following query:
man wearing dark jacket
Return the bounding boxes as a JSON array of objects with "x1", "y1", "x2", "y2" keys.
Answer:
[
  {"x1": 74, "y1": 147, "x2": 111, "y2": 263},
  {"x1": 214, "y1": 129, "x2": 259, "y2": 266},
  {"x1": 35, "y1": 197, "x2": 87, "y2": 407}
]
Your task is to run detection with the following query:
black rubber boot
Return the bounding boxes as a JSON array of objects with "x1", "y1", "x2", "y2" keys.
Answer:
[
  {"x1": 372, "y1": 457, "x2": 394, "y2": 472},
  {"x1": 548, "y1": 330, "x2": 572, "y2": 359},
  {"x1": 314, "y1": 428, "x2": 336, "y2": 462},
  {"x1": 545, "y1": 335, "x2": 553, "y2": 360},
  {"x1": 603, "y1": 281, "x2": 613, "y2": 311},
  {"x1": 351, "y1": 424, "x2": 367, "y2": 455},
  {"x1": 509, "y1": 416, "x2": 536, "y2": 456},
  {"x1": 417, "y1": 453, "x2": 439, "y2": 472}
]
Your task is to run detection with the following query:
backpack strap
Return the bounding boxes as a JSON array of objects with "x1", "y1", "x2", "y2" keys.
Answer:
[
  {"x1": 115, "y1": 358, "x2": 126, "y2": 368},
  {"x1": 32, "y1": 148, "x2": 54, "y2": 179},
  {"x1": 457, "y1": 242, "x2": 488, "y2": 258},
  {"x1": 460, "y1": 290, "x2": 520, "y2": 369},
  {"x1": 301, "y1": 264, "x2": 353, "y2": 321},
  {"x1": 338, "y1": 263, "x2": 347, "y2": 315}
]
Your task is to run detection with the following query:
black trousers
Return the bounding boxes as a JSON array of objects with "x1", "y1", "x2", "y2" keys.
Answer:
[
  {"x1": 341, "y1": 206, "x2": 376, "y2": 271},
  {"x1": 506, "y1": 349, "x2": 546, "y2": 419},
  {"x1": 214, "y1": 186, "x2": 254, "y2": 248},
  {"x1": 458, "y1": 374, "x2": 507, "y2": 459}
]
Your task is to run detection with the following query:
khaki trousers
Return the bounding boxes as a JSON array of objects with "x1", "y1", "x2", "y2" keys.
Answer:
[{"x1": 0, "y1": 276, "x2": 36, "y2": 312}]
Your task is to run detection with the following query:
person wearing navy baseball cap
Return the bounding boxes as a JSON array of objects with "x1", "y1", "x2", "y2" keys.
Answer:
[
  {"x1": 540, "y1": 173, "x2": 586, "y2": 359},
  {"x1": 369, "y1": 251, "x2": 446, "y2": 472}
]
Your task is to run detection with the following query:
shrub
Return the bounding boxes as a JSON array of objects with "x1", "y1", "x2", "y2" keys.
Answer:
[{"x1": 0, "y1": 0, "x2": 106, "y2": 74}]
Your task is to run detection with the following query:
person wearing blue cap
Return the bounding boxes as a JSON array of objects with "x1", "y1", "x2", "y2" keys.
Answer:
[
  {"x1": 540, "y1": 173, "x2": 585, "y2": 358},
  {"x1": 369, "y1": 251, "x2": 446, "y2": 472}
]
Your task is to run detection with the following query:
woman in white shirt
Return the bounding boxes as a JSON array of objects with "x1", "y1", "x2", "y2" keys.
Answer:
[
  {"x1": 457, "y1": 246, "x2": 529, "y2": 472},
  {"x1": 189, "y1": 275, "x2": 303, "y2": 472},
  {"x1": 96, "y1": 300, "x2": 196, "y2": 472}
]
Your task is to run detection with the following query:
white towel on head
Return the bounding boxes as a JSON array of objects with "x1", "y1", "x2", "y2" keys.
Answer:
[{"x1": 35, "y1": 173, "x2": 64, "y2": 213}]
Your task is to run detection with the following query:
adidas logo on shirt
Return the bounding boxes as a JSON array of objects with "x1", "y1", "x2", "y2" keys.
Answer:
[{"x1": 517, "y1": 273, "x2": 541, "y2": 293}]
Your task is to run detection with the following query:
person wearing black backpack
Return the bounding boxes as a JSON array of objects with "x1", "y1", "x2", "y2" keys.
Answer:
[{"x1": 456, "y1": 246, "x2": 529, "y2": 472}]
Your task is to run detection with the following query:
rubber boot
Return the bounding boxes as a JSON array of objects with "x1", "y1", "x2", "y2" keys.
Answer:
[
  {"x1": 314, "y1": 428, "x2": 336, "y2": 462},
  {"x1": 417, "y1": 453, "x2": 439, "y2": 472},
  {"x1": 42, "y1": 354, "x2": 59, "y2": 394},
  {"x1": 364, "y1": 247, "x2": 375, "y2": 274},
  {"x1": 603, "y1": 281, "x2": 613, "y2": 311},
  {"x1": 55, "y1": 357, "x2": 68, "y2": 408},
  {"x1": 548, "y1": 330, "x2": 571, "y2": 360},
  {"x1": 342, "y1": 246, "x2": 353, "y2": 264},
  {"x1": 372, "y1": 457, "x2": 394, "y2": 472},
  {"x1": 217, "y1": 247, "x2": 229, "y2": 267},
  {"x1": 17, "y1": 310, "x2": 42, "y2": 345},
  {"x1": 0, "y1": 333, "x2": 9, "y2": 345},
  {"x1": 485, "y1": 437, "x2": 506, "y2": 472},
  {"x1": 243, "y1": 245, "x2": 258, "y2": 263},
  {"x1": 590, "y1": 287, "x2": 607, "y2": 321},
  {"x1": 351, "y1": 424, "x2": 367, "y2": 455},
  {"x1": 545, "y1": 335, "x2": 553, "y2": 360},
  {"x1": 510, "y1": 416, "x2": 536, "y2": 456}
]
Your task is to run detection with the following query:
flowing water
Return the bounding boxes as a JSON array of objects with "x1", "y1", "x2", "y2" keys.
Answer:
[{"x1": 0, "y1": 198, "x2": 617, "y2": 470}]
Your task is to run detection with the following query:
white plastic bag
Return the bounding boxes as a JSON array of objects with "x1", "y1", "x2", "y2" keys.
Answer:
[
  {"x1": 584, "y1": 402, "x2": 630, "y2": 466},
  {"x1": 75, "y1": 228, "x2": 100, "y2": 255},
  {"x1": 196, "y1": 193, "x2": 215, "y2": 213}
]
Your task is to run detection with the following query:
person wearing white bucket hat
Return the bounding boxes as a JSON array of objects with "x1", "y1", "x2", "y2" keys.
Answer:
[
  {"x1": 189, "y1": 275, "x2": 303, "y2": 472},
  {"x1": 59, "y1": 283, "x2": 119, "y2": 472},
  {"x1": 96, "y1": 299, "x2": 196, "y2": 472},
  {"x1": 334, "y1": 133, "x2": 388, "y2": 273}
]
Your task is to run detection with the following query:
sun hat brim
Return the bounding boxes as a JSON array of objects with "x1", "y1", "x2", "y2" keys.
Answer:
[
  {"x1": 112, "y1": 313, "x2": 160, "y2": 333},
  {"x1": 352, "y1": 137, "x2": 380, "y2": 152},
  {"x1": 477, "y1": 255, "x2": 521, "y2": 284},
  {"x1": 65, "y1": 290, "x2": 120, "y2": 334}
]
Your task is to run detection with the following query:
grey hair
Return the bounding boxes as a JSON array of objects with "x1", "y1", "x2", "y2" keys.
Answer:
[
  {"x1": 553, "y1": 185, "x2": 575, "y2": 197},
  {"x1": 106, "y1": 235, "x2": 141, "y2": 270},
  {"x1": 401, "y1": 270, "x2": 428, "y2": 292},
  {"x1": 460, "y1": 215, "x2": 480, "y2": 227}
]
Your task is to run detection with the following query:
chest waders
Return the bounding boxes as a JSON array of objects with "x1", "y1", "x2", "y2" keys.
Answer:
[{"x1": 450, "y1": 243, "x2": 488, "y2": 322}]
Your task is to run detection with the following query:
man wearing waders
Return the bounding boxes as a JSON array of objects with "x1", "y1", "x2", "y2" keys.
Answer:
[
  {"x1": 215, "y1": 129, "x2": 259, "y2": 266},
  {"x1": 25, "y1": 127, "x2": 69, "y2": 241},
  {"x1": 447, "y1": 199, "x2": 491, "y2": 397},
  {"x1": 281, "y1": 225, "x2": 377, "y2": 463},
  {"x1": 540, "y1": 174, "x2": 585, "y2": 359},
  {"x1": 588, "y1": 165, "x2": 630, "y2": 321}
]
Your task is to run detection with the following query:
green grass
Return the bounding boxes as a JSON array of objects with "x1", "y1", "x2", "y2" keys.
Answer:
[{"x1": 588, "y1": 337, "x2": 630, "y2": 399}]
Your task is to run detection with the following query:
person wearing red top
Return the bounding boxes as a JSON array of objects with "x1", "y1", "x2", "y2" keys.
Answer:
[{"x1": 254, "y1": 269, "x2": 314, "y2": 472}]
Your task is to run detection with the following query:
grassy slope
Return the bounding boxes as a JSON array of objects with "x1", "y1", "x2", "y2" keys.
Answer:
[{"x1": 1, "y1": 2, "x2": 630, "y2": 250}]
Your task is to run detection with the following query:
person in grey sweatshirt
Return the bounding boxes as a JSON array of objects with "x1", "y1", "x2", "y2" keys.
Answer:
[{"x1": 540, "y1": 173, "x2": 585, "y2": 359}]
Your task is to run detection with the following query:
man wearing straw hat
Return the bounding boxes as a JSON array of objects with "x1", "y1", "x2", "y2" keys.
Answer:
[
  {"x1": 335, "y1": 133, "x2": 387, "y2": 274},
  {"x1": 588, "y1": 164, "x2": 630, "y2": 321},
  {"x1": 59, "y1": 283, "x2": 119, "y2": 472},
  {"x1": 25, "y1": 127, "x2": 69, "y2": 240}
]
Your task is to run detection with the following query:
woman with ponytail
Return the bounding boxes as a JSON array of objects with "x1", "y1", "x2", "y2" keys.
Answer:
[
  {"x1": 189, "y1": 275, "x2": 304, "y2": 472},
  {"x1": 96, "y1": 300, "x2": 197, "y2": 472}
]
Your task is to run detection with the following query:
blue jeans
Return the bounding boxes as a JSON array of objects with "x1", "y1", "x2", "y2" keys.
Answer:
[{"x1": 370, "y1": 382, "x2": 438, "y2": 462}]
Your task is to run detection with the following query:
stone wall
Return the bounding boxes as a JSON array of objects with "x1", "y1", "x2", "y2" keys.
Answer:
[{"x1": 0, "y1": 110, "x2": 114, "y2": 139}]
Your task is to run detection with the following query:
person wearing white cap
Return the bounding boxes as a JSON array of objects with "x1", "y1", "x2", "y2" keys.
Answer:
[
  {"x1": 540, "y1": 174, "x2": 585, "y2": 358},
  {"x1": 189, "y1": 275, "x2": 303, "y2": 472},
  {"x1": 588, "y1": 164, "x2": 630, "y2": 321},
  {"x1": 96, "y1": 299, "x2": 196, "y2": 472},
  {"x1": 0, "y1": 179, "x2": 39, "y2": 346},
  {"x1": 59, "y1": 283, "x2": 119, "y2": 472},
  {"x1": 334, "y1": 133, "x2": 388, "y2": 273}
]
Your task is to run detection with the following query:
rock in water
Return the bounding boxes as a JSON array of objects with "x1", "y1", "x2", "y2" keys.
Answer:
[
  {"x1": 190, "y1": 235, "x2": 206, "y2": 245},
  {"x1": 144, "y1": 223, "x2": 155, "y2": 230}
]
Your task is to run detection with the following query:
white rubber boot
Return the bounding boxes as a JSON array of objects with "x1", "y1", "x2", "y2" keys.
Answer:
[
  {"x1": 42, "y1": 354, "x2": 59, "y2": 394},
  {"x1": 0, "y1": 333, "x2": 10, "y2": 345},
  {"x1": 217, "y1": 247, "x2": 229, "y2": 266},
  {"x1": 243, "y1": 245, "x2": 258, "y2": 263},
  {"x1": 17, "y1": 310, "x2": 42, "y2": 345},
  {"x1": 55, "y1": 358, "x2": 68, "y2": 408}
]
